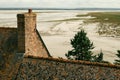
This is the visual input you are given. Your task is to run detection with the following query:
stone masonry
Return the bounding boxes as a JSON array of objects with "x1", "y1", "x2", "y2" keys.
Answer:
[
  {"x1": 16, "y1": 57, "x2": 120, "y2": 80},
  {"x1": 17, "y1": 9, "x2": 51, "y2": 57},
  {"x1": 0, "y1": 9, "x2": 51, "y2": 79}
]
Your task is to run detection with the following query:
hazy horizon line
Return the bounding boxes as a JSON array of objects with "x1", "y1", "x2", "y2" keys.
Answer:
[{"x1": 0, "y1": 7, "x2": 120, "y2": 10}]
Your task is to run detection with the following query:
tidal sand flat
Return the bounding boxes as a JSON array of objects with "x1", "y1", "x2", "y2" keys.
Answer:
[
  {"x1": 0, "y1": 10, "x2": 120, "y2": 63},
  {"x1": 37, "y1": 10, "x2": 120, "y2": 63}
]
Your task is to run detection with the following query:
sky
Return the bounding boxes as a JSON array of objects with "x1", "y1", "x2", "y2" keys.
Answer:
[{"x1": 0, "y1": 0, "x2": 120, "y2": 8}]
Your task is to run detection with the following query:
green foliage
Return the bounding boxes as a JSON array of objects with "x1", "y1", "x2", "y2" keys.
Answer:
[
  {"x1": 93, "y1": 51, "x2": 103, "y2": 62},
  {"x1": 115, "y1": 50, "x2": 120, "y2": 65},
  {"x1": 65, "y1": 30, "x2": 104, "y2": 62},
  {"x1": 65, "y1": 30, "x2": 94, "y2": 61},
  {"x1": 116, "y1": 50, "x2": 120, "y2": 58}
]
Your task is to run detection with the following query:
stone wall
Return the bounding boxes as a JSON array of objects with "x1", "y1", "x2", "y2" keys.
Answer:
[
  {"x1": 16, "y1": 57, "x2": 120, "y2": 80},
  {"x1": 0, "y1": 28, "x2": 17, "y2": 52},
  {"x1": 0, "y1": 27, "x2": 20, "y2": 80},
  {"x1": 0, "y1": 27, "x2": 17, "y2": 38}
]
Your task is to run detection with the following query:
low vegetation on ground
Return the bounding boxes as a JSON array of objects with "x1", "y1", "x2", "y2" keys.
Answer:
[
  {"x1": 77, "y1": 12, "x2": 120, "y2": 23},
  {"x1": 77, "y1": 12, "x2": 120, "y2": 37}
]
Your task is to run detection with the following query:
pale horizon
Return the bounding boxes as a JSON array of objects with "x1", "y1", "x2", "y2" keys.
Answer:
[{"x1": 0, "y1": 0, "x2": 120, "y2": 8}]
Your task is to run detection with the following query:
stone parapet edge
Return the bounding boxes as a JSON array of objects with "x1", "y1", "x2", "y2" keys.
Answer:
[{"x1": 24, "y1": 56, "x2": 120, "y2": 69}]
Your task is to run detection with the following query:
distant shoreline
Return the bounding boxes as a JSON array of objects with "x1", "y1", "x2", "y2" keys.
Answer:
[{"x1": 0, "y1": 8, "x2": 120, "y2": 11}]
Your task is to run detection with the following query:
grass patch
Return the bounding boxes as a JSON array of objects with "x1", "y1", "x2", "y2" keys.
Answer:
[
  {"x1": 46, "y1": 18, "x2": 88, "y2": 22},
  {"x1": 76, "y1": 14, "x2": 88, "y2": 17},
  {"x1": 77, "y1": 12, "x2": 120, "y2": 37},
  {"x1": 77, "y1": 12, "x2": 120, "y2": 24}
]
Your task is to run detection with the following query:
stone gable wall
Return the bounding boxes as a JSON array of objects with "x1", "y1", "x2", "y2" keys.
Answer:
[
  {"x1": 0, "y1": 27, "x2": 17, "y2": 36},
  {"x1": 0, "y1": 27, "x2": 17, "y2": 53},
  {"x1": 16, "y1": 57, "x2": 120, "y2": 80},
  {"x1": 0, "y1": 27, "x2": 19, "y2": 80}
]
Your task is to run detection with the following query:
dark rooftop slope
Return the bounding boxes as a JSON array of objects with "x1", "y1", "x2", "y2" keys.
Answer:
[{"x1": 16, "y1": 56, "x2": 120, "y2": 80}]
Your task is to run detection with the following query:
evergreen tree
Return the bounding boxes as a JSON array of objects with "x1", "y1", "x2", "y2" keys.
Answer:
[
  {"x1": 93, "y1": 51, "x2": 103, "y2": 62},
  {"x1": 65, "y1": 30, "x2": 94, "y2": 61},
  {"x1": 115, "y1": 50, "x2": 120, "y2": 64}
]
